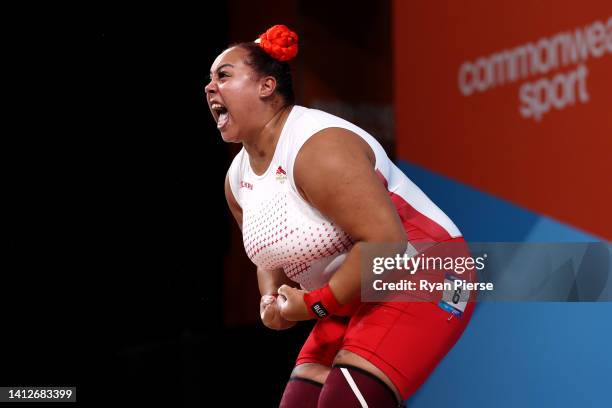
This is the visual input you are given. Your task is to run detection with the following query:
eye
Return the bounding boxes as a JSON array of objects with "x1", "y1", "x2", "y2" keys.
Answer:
[{"x1": 218, "y1": 71, "x2": 229, "y2": 79}]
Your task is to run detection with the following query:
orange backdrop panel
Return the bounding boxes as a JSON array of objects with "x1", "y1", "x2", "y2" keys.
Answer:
[{"x1": 393, "y1": 1, "x2": 612, "y2": 239}]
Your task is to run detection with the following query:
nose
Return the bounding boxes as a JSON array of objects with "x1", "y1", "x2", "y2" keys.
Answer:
[{"x1": 204, "y1": 78, "x2": 217, "y2": 95}]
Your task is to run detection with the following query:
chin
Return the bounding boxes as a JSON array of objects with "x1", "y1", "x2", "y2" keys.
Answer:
[{"x1": 219, "y1": 129, "x2": 241, "y2": 143}]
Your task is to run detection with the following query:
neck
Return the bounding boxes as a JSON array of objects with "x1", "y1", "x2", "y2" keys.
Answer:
[{"x1": 243, "y1": 103, "x2": 293, "y2": 173}]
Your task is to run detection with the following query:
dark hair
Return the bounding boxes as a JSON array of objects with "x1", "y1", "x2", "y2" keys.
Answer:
[{"x1": 234, "y1": 42, "x2": 295, "y2": 106}]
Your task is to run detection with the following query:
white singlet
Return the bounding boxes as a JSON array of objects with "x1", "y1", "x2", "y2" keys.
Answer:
[{"x1": 227, "y1": 105, "x2": 461, "y2": 291}]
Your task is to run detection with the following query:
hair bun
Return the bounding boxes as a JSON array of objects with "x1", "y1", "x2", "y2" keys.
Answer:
[{"x1": 255, "y1": 24, "x2": 298, "y2": 62}]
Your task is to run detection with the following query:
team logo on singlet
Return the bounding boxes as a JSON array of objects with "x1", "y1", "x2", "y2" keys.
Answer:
[{"x1": 275, "y1": 166, "x2": 287, "y2": 184}]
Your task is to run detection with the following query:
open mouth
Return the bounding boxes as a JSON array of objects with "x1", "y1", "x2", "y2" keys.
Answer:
[{"x1": 211, "y1": 103, "x2": 229, "y2": 129}]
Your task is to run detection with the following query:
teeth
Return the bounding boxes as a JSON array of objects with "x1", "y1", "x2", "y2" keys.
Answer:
[{"x1": 211, "y1": 103, "x2": 225, "y2": 111}]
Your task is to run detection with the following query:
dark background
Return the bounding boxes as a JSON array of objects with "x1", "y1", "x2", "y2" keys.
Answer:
[
  {"x1": 3, "y1": 4, "x2": 303, "y2": 407},
  {"x1": 3, "y1": 2, "x2": 391, "y2": 406}
]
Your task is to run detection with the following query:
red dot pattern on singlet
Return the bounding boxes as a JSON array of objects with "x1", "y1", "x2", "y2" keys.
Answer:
[{"x1": 242, "y1": 191, "x2": 354, "y2": 287}]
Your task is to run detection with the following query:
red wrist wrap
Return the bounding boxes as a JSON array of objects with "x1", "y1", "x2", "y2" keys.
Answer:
[{"x1": 303, "y1": 284, "x2": 341, "y2": 319}]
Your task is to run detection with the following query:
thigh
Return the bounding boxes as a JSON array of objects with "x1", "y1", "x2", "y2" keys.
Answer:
[
  {"x1": 290, "y1": 363, "x2": 331, "y2": 384},
  {"x1": 342, "y1": 300, "x2": 475, "y2": 401},
  {"x1": 296, "y1": 315, "x2": 350, "y2": 368},
  {"x1": 332, "y1": 349, "x2": 402, "y2": 403}
]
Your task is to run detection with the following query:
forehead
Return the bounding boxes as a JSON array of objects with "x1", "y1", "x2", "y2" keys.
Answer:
[{"x1": 210, "y1": 46, "x2": 249, "y2": 72}]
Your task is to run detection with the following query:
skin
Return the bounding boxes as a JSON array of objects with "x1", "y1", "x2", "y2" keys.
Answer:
[{"x1": 208, "y1": 46, "x2": 407, "y2": 403}]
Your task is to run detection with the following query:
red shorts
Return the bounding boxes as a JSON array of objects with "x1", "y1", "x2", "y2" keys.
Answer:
[
  {"x1": 295, "y1": 238, "x2": 476, "y2": 400},
  {"x1": 296, "y1": 300, "x2": 474, "y2": 400}
]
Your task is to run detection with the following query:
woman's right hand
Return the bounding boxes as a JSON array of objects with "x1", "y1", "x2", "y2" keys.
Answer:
[{"x1": 260, "y1": 294, "x2": 297, "y2": 330}]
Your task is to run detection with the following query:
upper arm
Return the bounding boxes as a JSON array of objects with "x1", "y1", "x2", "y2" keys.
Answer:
[
  {"x1": 225, "y1": 172, "x2": 243, "y2": 230},
  {"x1": 294, "y1": 128, "x2": 406, "y2": 243}
]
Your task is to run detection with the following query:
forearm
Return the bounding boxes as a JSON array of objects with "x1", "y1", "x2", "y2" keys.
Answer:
[
  {"x1": 257, "y1": 267, "x2": 295, "y2": 296},
  {"x1": 328, "y1": 241, "x2": 407, "y2": 304},
  {"x1": 327, "y1": 243, "x2": 363, "y2": 305}
]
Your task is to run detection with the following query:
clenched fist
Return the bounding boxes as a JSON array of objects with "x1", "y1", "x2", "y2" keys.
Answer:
[
  {"x1": 277, "y1": 285, "x2": 312, "y2": 321},
  {"x1": 260, "y1": 294, "x2": 296, "y2": 330}
]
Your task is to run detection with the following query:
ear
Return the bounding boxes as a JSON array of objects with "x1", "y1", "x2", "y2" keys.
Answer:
[{"x1": 259, "y1": 76, "x2": 277, "y2": 98}]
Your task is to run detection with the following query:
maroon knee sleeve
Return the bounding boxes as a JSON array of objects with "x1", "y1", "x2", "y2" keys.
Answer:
[
  {"x1": 318, "y1": 365, "x2": 402, "y2": 408},
  {"x1": 279, "y1": 377, "x2": 323, "y2": 408}
]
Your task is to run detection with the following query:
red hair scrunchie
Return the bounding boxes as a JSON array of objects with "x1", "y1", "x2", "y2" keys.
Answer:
[{"x1": 255, "y1": 24, "x2": 298, "y2": 62}]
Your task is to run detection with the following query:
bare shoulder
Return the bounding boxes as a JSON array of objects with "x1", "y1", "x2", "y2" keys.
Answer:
[
  {"x1": 293, "y1": 128, "x2": 375, "y2": 198},
  {"x1": 296, "y1": 127, "x2": 375, "y2": 168},
  {"x1": 293, "y1": 127, "x2": 404, "y2": 242}
]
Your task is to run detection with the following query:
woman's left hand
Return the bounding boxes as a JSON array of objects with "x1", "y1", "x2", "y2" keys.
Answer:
[{"x1": 277, "y1": 285, "x2": 312, "y2": 321}]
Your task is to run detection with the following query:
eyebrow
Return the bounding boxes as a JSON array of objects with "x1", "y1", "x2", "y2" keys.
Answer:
[{"x1": 210, "y1": 63, "x2": 234, "y2": 75}]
